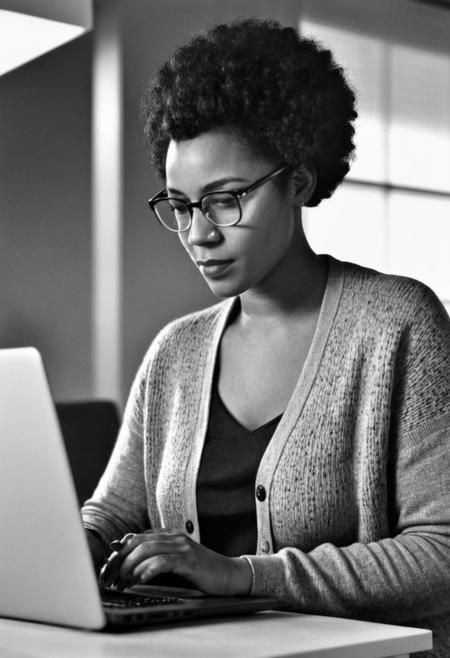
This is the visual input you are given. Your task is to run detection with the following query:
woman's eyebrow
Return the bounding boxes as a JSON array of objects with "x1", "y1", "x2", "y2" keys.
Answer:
[{"x1": 167, "y1": 176, "x2": 248, "y2": 196}]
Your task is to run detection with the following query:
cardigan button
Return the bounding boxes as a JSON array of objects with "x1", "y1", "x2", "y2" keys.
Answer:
[
  {"x1": 260, "y1": 540, "x2": 270, "y2": 553},
  {"x1": 185, "y1": 520, "x2": 194, "y2": 534},
  {"x1": 256, "y1": 485, "x2": 266, "y2": 502}
]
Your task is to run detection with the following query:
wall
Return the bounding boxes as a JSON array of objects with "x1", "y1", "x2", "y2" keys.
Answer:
[{"x1": 0, "y1": 34, "x2": 92, "y2": 400}]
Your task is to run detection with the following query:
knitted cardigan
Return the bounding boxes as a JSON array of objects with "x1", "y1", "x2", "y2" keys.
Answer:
[{"x1": 82, "y1": 256, "x2": 450, "y2": 657}]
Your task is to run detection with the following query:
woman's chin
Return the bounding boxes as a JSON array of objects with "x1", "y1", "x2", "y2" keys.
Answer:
[
  {"x1": 203, "y1": 279, "x2": 241, "y2": 298},
  {"x1": 201, "y1": 274, "x2": 247, "y2": 299}
]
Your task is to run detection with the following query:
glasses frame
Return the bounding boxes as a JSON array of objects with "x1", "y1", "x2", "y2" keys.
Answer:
[{"x1": 148, "y1": 164, "x2": 291, "y2": 233}]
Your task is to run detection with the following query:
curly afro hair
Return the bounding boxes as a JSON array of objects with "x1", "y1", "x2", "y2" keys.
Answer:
[{"x1": 141, "y1": 18, "x2": 357, "y2": 207}]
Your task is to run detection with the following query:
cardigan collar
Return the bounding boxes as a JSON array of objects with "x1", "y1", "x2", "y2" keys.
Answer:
[{"x1": 182, "y1": 254, "x2": 346, "y2": 545}]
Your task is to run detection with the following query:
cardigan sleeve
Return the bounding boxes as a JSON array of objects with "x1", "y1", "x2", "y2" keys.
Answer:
[
  {"x1": 81, "y1": 350, "x2": 151, "y2": 546},
  {"x1": 244, "y1": 283, "x2": 450, "y2": 625},
  {"x1": 245, "y1": 421, "x2": 450, "y2": 623}
]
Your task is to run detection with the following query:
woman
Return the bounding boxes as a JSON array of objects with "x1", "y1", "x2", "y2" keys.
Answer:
[{"x1": 82, "y1": 18, "x2": 450, "y2": 655}]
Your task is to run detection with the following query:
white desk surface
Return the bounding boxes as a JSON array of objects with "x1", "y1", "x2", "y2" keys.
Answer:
[{"x1": 0, "y1": 611, "x2": 432, "y2": 658}]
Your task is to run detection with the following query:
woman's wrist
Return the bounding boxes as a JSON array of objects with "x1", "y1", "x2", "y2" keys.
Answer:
[{"x1": 231, "y1": 557, "x2": 253, "y2": 596}]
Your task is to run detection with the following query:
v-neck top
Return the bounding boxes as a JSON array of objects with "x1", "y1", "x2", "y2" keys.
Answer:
[{"x1": 196, "y1": 381, "x2": 282, "y2": 556}]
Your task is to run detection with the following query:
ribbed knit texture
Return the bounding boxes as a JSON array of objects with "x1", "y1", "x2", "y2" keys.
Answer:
[{"x1": 82, "y1": 255, "x2": 450, "y2": 656}]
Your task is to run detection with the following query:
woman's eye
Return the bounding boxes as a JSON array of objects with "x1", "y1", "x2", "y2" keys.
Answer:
[
  {"x1": 169, "y1": 200, "x2": 188, "y2": 213},
  {"x1": 210, "y1": 195, "x2": 235, "y2": 208}
]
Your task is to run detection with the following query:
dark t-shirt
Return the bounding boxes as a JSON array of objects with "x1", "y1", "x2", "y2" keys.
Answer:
[{"x1": 197, "y1": 382, "x2": 282, "y2": 557}]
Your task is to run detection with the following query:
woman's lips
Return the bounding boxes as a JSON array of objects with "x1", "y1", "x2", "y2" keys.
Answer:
[{"x1": 197, "y1": 259, "x2": 234, "y2": 278}]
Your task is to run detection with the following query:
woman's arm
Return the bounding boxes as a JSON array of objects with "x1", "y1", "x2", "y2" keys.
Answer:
[
  {"x1": 99, "y1": 529, "x2": 254, "y2": 594},
  {"x1": 245, "y1": 284, "x2": 450, "y2": 623},
  {"x1": 81, "y1": 352, "x2": 151, "y2": 548},
  {"x1": 94, "y1": 421, "x2": 450, "y2": 614},
  {"x1": 244, "y1": 420, "x2": 450, "y2": 623},
  {"x1": 94, "y1": 420, "x2": 450, "y2": 612},
  {"x1": 85, "y1": 529, "x2": 108, "y2": 574}
]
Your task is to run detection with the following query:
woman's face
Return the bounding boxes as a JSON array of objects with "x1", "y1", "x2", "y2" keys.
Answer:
[{"x1": 165, "y1": 130, "x2": 301, "y2": 298}]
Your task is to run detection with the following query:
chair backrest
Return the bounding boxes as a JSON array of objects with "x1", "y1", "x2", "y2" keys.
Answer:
[{"x1": 55, "y1": 400, "x2": 120, "y2": 505}]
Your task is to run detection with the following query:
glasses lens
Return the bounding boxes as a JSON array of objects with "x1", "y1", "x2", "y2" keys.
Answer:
[
  {"x1": 202, "y1": 193, "x2": 240, "y2": 226},
  {"x1": 153, "y1": 198, "x2": 191, "y2": 232}
]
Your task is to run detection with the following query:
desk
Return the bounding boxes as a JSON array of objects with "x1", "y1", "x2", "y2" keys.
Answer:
[{"x1": 0, "y1": 611, "x2": 432, "y2": 658}]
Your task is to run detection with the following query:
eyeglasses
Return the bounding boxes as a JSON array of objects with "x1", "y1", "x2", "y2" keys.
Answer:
[{"x1": 148, "y1": 164, "x2": 290, "y2": 233}]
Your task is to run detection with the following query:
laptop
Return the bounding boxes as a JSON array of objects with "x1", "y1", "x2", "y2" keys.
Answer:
[{"x1": 0, "y1": 347, "x2": 278, "y2": 630}]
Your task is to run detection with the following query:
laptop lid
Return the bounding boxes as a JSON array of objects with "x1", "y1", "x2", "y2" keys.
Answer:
[
  {"x1": 0, "y1": 347, "x2": 106, "y2": 629},
  {"x1": 0, "y1": 348, "x2": 279, "y2": 630}
]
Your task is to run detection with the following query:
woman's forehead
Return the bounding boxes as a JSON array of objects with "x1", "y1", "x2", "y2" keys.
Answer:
[
  {"x1": 167, "y1": 131, "x2": 247, "y2": 167},
  {"x1": 165, "y1": 130, "x2": 269, "y2": 193}
]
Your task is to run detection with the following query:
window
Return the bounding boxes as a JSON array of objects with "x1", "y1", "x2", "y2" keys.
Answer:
[{"x1": 300, "y1": 6, "x2": 450, "y2": 316}]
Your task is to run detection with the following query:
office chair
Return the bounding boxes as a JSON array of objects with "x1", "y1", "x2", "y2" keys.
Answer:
[{"x1": 55, "y1": 400, "x2": 120, "y2": 505}]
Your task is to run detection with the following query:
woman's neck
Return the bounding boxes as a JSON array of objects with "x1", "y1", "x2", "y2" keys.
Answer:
[{"x1": 238, "y1": 237, "x2": 328, "y2": 328}]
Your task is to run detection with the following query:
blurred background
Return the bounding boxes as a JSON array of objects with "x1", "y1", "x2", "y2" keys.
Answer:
[{"x1": 1, "y1": 0, "x2": 449, "y2": 410}]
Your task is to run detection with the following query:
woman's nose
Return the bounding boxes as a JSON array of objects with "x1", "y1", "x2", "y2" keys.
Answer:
[{"x1": 187, "y1": 207, "x2": 222, "y2": 246}]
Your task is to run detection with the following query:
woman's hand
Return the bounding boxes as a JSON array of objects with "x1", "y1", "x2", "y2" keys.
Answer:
[{"x1": 99, "y1": 529, "x2": 253, "y2": 596}]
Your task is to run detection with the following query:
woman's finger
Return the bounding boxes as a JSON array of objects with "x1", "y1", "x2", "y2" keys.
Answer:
[
  {"x1": 99, "y1": 550, "x2": 122, "y2": 587},
  {"x1": 102, "y1": 531, "x2": 188, "y2": 588},
  {"x1": 101, "y1": 534, "x2": 151, "y2": 587},
  {"x1": 109, "y1": 541, "x2": 122, "y2": 552},
  {"x1": 108, "y1": 529, "x2": 180, "y2": 557},
  {"x1": 109, "y1": 533, "x2": 133, "y2": 552},
  {"x1": 115, "y1": 537, "x2": 189, "y2": 588},
  {"x1": 130, "y1": 553, "x2": 180, "y2": 586}
]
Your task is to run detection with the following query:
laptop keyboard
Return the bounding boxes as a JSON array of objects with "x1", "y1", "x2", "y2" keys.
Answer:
[{"x1": 102, "y1": 588, "x2": 183, "y2": 608}]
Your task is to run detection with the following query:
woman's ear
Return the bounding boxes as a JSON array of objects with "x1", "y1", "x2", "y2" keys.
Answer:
[{"x1": 291, "y1": 165, "x2": 316, "y2": 206}]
